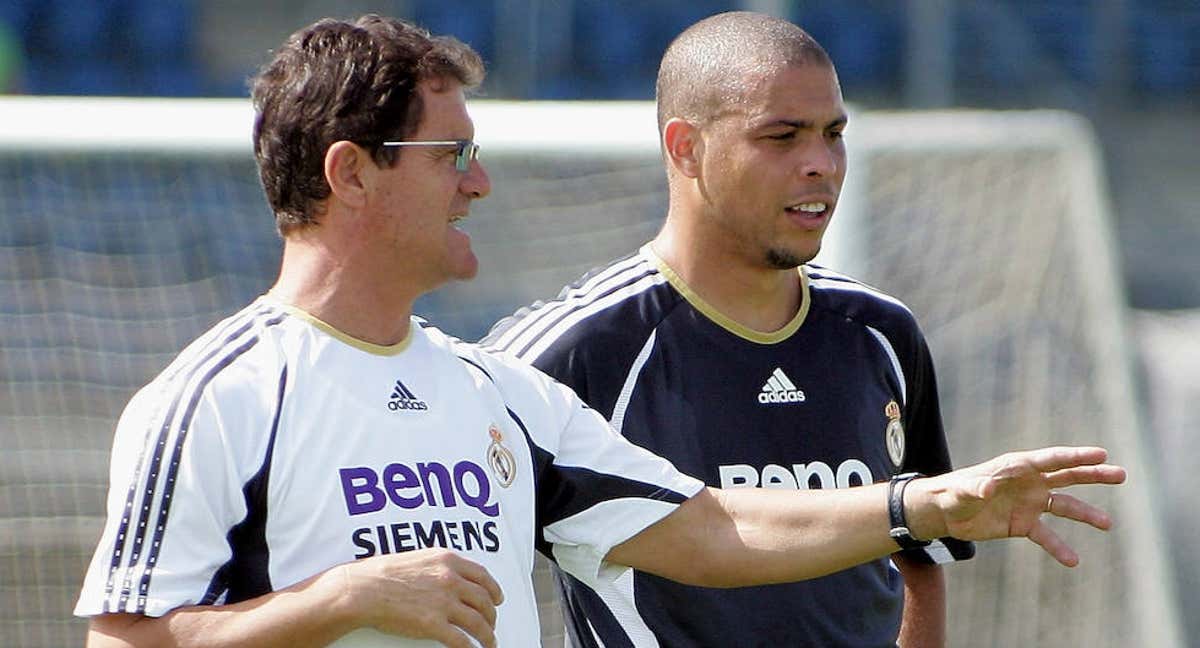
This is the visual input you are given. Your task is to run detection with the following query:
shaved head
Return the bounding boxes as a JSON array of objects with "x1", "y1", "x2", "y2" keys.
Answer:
[{"x1": 656, "y1": 12, "x2": 833, "y2": 133}]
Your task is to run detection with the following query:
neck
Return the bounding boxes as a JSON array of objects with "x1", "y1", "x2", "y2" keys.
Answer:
[
  {"x1": 270, "y1": 235, "x2": 419, "y2": 347},
  {"x1": 653, "y1": 210, "x2": 803, "y2": 334}
]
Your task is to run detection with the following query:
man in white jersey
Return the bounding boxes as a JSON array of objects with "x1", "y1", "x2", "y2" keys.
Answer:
[{"x1": 76, "y1": 14, "x2": 1125, "y2": 648}]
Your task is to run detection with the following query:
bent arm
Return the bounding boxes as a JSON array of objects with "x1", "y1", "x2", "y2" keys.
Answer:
[
  {"x1": 87, "y1": 549, "x2": 504, "y2": 648},
  {"x1": 607, "y1": 446, "x2": 1125, "y2": 587},
  {"x1": 88, "y1": 567, "x2": 353, "y2": 648}
]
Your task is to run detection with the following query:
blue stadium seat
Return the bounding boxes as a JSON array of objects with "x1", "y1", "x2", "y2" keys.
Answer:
[
  {"x1": 26, "y1": 59, "x2": 125, "y2": 95},
  {"x1": 127, "y1": 0, "x2": 195, "y2": 59},
  {"x1": 791, "y1": 2, "x2": 901, "y2": 91},
  {"x1": 1134, "y1": 7, "x2": 1200, "y2": 93},
  {"x1": 568, "y1": 0, "x2": 662, "y2": 98},
  {"x1": 44, "y1": 0, "x2": 109, "y2": 54},
  {"x1": 952, "y1": 6, "x2": 1028, "y2": 90},
  {"x1": 1021, "y1": 0, "x2": 1095, "y2": 83},
  {"x1": 410, "y1": 0, "x2": 496, "y2": 62},
  {"x1": 0, "y1": 0, "x2": 38, "y2": 34}
]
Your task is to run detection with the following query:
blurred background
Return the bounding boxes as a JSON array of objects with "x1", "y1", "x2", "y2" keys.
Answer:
[
  {"x1": 1, "y1": 0, "x2": 1196, "y2": 305},
  {"x1": 0, "y1": 0, "x2": 1196, "y2": 646}
]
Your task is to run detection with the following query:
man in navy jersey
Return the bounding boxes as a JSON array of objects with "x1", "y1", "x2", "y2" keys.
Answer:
[
  {"x1": 484, "y1": 11, "x2": 1054, "y2": 648},
  {"x1": 76, "y1": 13, "x2": 1124, "y2": 648}
]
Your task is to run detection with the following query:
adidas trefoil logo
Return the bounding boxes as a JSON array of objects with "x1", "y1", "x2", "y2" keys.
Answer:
[
  {"x1": 758, "y1": 368, "x2": 806, "y2": 404},
  {"x1": 387, "y1": 379, "x2": 429, "y2": 411}
]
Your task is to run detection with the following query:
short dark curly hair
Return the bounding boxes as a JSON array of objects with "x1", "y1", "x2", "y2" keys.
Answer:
[{"x1": 251, "y1": 15, "x2": 485, "y2": 234}]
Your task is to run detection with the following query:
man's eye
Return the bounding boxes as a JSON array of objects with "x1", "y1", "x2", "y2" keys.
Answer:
[{"x1": 766, "y1": 132, "x2": 795, "y2": 141}]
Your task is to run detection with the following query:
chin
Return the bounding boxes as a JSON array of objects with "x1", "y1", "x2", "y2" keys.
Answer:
[
  {"x1": 766, "y1": 248, "x2": 817, "y2": 270},
  {"x1": 453, "y1": 260, "x2": 480, "y2": 281}
]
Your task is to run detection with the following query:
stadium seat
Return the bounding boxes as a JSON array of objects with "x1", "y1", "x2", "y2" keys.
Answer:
[
  {"x1": 410, "y1": 0, "x2": 496, "y2": 62},
  {"x1": 785, "y1": 2, "x2": 902, "y2": 95},
  {"x1": 1021, "y1": 1, "x2": 1095, "y2": 83},
  {"x1": 44, "y1": 0, "x2": 108, "y2": 54},
  {"x1": 1134, "y1": 7, "x2": 1199, "y2": 93},
  {"x1": 0, "y1": 0, "x2": 38, "y2": 35}
]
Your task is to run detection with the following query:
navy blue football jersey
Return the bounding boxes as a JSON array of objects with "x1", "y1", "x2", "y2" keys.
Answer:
[{"x1": 482, "y1": 245, "x2": 974, "y2": 648}]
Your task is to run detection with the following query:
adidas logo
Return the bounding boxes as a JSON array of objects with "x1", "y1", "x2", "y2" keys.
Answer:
[
  {"x1": 387, "y1": 379, "x2": 429, "y2": 411},
  {"x1": 758, "y1": 368, "x2": 806, "y2": 404}
]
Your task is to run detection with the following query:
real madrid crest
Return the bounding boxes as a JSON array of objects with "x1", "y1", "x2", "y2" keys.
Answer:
[
  {"x1": 486, "y1": 424, "x2": 517, "y2": 488},
  {"x1": 884, "y1": 400, "x2": 905, "y2": 469}
]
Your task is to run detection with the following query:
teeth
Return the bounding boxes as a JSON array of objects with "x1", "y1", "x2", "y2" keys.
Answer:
[{"x1": 788, "y1": 202, "x2": 826, "y2": 213}]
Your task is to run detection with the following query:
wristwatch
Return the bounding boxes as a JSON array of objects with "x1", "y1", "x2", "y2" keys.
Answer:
[{"x1": 888, "y1": 472, "x2": 932, "y2": 550}]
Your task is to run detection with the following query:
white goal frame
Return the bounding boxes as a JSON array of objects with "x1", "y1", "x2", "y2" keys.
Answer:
[{"x1": 0, "y1": 96, "x2": 1182, "y2": 648}]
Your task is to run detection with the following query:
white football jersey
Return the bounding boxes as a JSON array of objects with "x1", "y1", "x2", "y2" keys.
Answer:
[{"x1": 76, "y1": 296, "x2": 704, "y2": 647}]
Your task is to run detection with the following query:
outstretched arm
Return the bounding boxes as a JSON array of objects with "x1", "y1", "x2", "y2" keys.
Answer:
[{"x1": 606, "y1": 446, "x2": 1124, "y2": 587}]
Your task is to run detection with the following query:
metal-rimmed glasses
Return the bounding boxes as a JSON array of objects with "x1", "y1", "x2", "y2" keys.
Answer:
[{"x1": 380, "y1": 139, "x2": 480, "y2": 172}]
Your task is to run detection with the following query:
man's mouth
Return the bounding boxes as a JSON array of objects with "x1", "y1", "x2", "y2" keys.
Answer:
[{"x1": 785, "y1": 202, "x2": 827, "y2": 215}]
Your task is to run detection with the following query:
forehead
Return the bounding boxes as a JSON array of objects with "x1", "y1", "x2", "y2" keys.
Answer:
[
  {"x1": 412, "y1": 80, "x2": 473, "y2": 136},
  {"x1": 736, "y1": 63, "x2": 845, "y2": 126}
]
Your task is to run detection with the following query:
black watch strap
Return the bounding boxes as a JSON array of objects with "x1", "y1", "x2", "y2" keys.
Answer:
[{"x1": 888, "y1": 472, "x2": 932, "y2": 550}]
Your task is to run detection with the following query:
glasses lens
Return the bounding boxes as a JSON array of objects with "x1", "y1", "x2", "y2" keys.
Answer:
[{"x1": 456, "y1": 141, "x2": 478, "y2": 172}]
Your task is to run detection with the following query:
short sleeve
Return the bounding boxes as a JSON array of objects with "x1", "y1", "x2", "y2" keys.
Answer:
[
  {"x1": 899, "y1": 331, "x2": 975, "y2": 565},
  {"x1": 75, "y1": 375, "x2": 274, "y2": 617},
  {"x1": 481, "y1": 354, "x2": 704, "y2": 582}
]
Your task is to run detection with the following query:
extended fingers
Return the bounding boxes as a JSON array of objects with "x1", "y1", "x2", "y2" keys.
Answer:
[
  {"x1": 1020, "y1": 446, "x2": 1109, "y2": 472},
  {"x1": 1044, "y1": 464, "x2": 1127, "y2": 488},
  {"x1": 1027, "y1": 520, "x2": 1080, "y2": 567},
  {"x1": 1046, "y1": 491, "x2": 1113, "y2": 531}
]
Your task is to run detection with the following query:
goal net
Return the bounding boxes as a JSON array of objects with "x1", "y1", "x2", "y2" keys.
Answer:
[
  {"x1": 0, "y1": 97, "x2": 1180, "y2": 647},
  {"x1": 839, "y1": 110, "x2": 1181, "y2": 648}
]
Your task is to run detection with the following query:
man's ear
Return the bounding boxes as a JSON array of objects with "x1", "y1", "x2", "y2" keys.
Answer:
[
  {"x1": 324, "y1": 141, "x2": 369, "y2": 208},
  {"x1": 663, "y1": 118, "x2": 702, "y2": 179}
]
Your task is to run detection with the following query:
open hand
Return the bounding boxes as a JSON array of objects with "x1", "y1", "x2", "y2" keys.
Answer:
[{"x1": 912, "y1": 446, "x2": 1126, "y2": 566}]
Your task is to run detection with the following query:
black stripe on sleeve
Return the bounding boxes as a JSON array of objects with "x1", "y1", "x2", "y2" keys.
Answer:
[
  {"x1": 558, "y1": 568, "x2": 635, "y2": 648},
  {"x1": 456, "y1": 355, "x2": 494, "y2": 382},
  {"x1": 200, "y1": 363, "x2": 288, "y2": 605},
  {"x1": 506, "y1": 405, "x2": 691, "y2": 556},
  {"x1": 459, "y1": 355, "x2": 691, "y2": 551},
  {"x1": 134, "y1": 334, "x2": 264, "y2": 612},
  {"x1": 507, "y1": 267, "x2": 658, "y2": 359},
  {"x1": 104, "y1": 307, "x2": 273, "y2": 612},
  {"x1": 108, "y1": 309, "x2": 288, "y2": 613}
]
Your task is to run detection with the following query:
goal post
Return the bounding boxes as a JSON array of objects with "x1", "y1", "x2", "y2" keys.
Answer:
[
  {"x1": 841, "y1": 109, "x2": 1182, "y2": 648},
  {"x1": 0, "y1": 97, "x2": 1181, "y2": 647}
]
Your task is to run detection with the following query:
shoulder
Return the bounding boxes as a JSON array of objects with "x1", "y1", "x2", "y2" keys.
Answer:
[
  {"x1": 480, "y1": 250, "x2": 673, "y2": 364},
  {"x1": 425, "y1": 320, "x2": 560, "y2": 397},
  {"x1": 109, "y1": 301, "x2": 295, "y2": 477},
  {"x1": 129, "y1": 300, "x2": 294, "y2": 424},
  {"x1": 805, "y1": 264, "x2": 922, "y2": 335}
]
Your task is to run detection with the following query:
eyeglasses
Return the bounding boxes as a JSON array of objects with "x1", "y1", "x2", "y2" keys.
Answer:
[{"x1": 380, "y1": 139, "x2": 480, "y2": 172}]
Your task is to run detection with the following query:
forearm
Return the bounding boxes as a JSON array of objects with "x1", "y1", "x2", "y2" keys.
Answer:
[
  {"x1": 608, "y1": 446, "x2": 1123, "y2": 587},
  {"x1": 609, "y1": 485, "x2": 906, "y2": 586},
  {"x1": 87, "y1": 566, "x2": 355, "y2": 648},
  {"x1": 895, "y1": 557, "x2": 946, "y2": 648}
]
